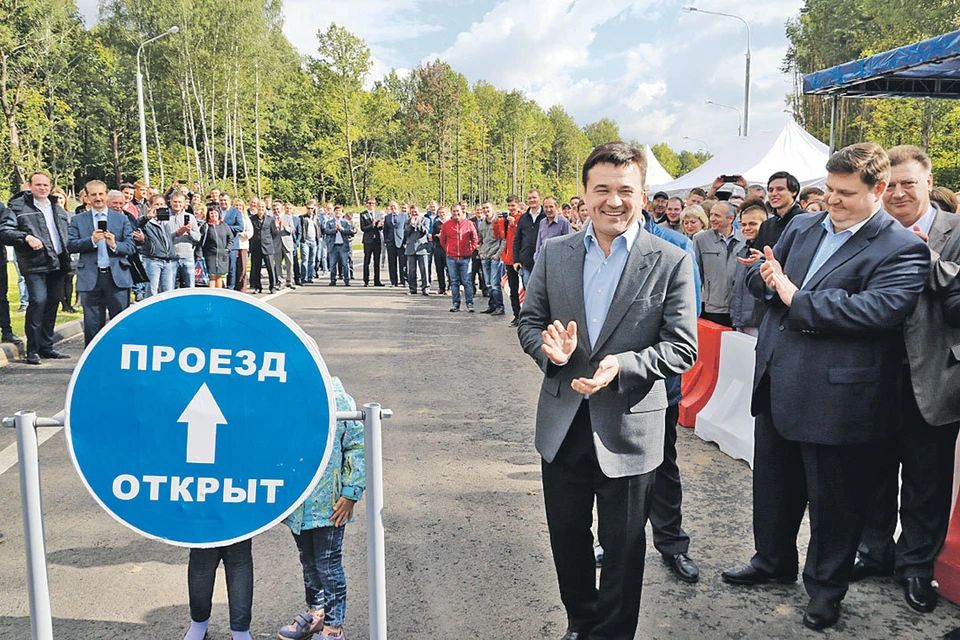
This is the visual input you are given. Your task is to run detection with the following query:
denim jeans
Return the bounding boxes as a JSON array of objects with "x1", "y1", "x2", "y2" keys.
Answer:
[
  {"x1": 329, "y1": 244, "x2": 350, "y2": 284},
  {"x1": 481, "y1": 258, "x2": 504, "y2": 310},
  {"x1": 23, "y1": 270, "x2": 63, "y2": 355},
  {"x1": 188, "y1": 540, "x2": 253, "y2": 631},
  {"x1": 446, "y1": 257, "x2": 473, "y2": 307},
  {"x1": 143, "y1": 257, "x2": 176, "y2": 298},
  {"x1": 228, "y1": 248, "x2": 239, "y2": 287},
  {"x1": 176, "y1": 257, "x2": 195, "y2": 288},
  {"x1": 302, "y1": 241, "x2": 317, "y2": 281},
  {"x1": 521, "y1": 266, "x2": 533, "y2": 290},
  {"x1": 293, "y1": 526, "x2": 347, "y2": 628},
  {"x1": 407, "y1": 254, "x2": 428, "y2": 293}
]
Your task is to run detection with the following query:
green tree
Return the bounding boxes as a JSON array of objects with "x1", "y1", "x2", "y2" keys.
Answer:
[{"x1": 584, "y1": 118, "x2": 620, "y2": 147}]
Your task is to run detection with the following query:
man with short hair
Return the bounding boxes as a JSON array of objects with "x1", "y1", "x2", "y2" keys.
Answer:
[
  {"x1": 382, "y1": 200, "x2": 408, "y2": 287},
  {"x1": 220, "y1": 193, "x2": 243, "y2": 288},
  {"x1": 68, "y1": 181, "x2": 135, "y2": 345},
  {"x1": 799, "y1": 186, "x2": 825, "y2": 209},
  {"x1": 169, "y1": 193, "x2": 200, "y2": 288},
  {"x1": 439, "y1": 204, "x2": 479, "y2": 312},
  {"x1": 249, "y1": 199, "x2": 280, "y2": 294},
  {"x1": 852, "y1": 145, "x2": 960, "y2": 614},
  {"x1": 754, "y1": 171, "x2": 802, "y2": 250},
  {"x1": 519, "y1": 142, "x2": 697, "y2": 640},
  {"x1": 300, "y1": 201, "x2": 321, "y2": 284},
  {"x1": 512, "y1": 189, "x2": 544, "y2": 287},
  {"x1": 0, "y1": 172, "x2": 71, "y2": 364},
  {"x1": 324, "y1": 205, "x2": 354, "y2": 286},
  {"x1": 659, "y1": 197, "x2": 684, "y2": 233},
  {"x1": 747, "y1": 184, "x2": 767, "y2": 201},
  {"x1": 685, "y1": 188, "x2": 706, "y2": 207},
  {"x1": 360, "y1": 197, "x2": 384, "y2": 287},
  {"x1": 138, "y1": 194, "x2": 179, "y2": 297},
  {"x1": 693, "y1": 201, "x2": 744, "y2": 327},
  {"x1": 431, "y1": 206, "x2": 449, "y2": 295},
  {"x1": 424, "y1": 200, "x2": 438, "y2": 286},
  {"x1": 477, "y1": 201, "x2": 505, "y2": 315},
  {"x1": 723, "y1": 143, "x2": 930, "y2": 632},
  {"x1": 275, "y1": 201, "x2": 299, "y2": 290},
  {"x1": 649, "y1": 191, "x2": 669, "y2": 223},
  {"x1": 132, "y1": 181, "x2": 149, "y2": 217},
  {"x1": 534, "y1": 196, "x2": 573, "y2": 263}
]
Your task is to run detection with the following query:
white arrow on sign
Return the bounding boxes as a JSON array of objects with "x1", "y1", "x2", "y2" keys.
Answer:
[{"x1": 177, "y1": 383, "x2": 228, "y2": 464}]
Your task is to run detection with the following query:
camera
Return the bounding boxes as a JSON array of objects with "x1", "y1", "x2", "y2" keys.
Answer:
[
  {"x1": 97, "y1": 220, "x2": 108, "y2": 232},
  {"x1": 722, "y1": 175, "x2": 739, "y2": 183},
  {"x1": 156, "y1": 207, "x2": 171, "y2": 221}
]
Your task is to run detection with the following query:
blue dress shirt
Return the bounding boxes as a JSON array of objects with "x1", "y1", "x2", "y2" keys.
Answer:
[
  {"x1": 92, "y1": 209, "x2": 110, "y2": 268},
  {"x1": 802, "y1": 210, "x2": 878, "y2": 288},
  {"x1": 582, "y1": 220, "x2": 640, "y2": 349}
]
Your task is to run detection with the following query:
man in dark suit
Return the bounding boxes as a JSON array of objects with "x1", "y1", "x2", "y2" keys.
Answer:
[
  {"x1": 382, "y1": 200, "x2": 408, "y2": 287},
  {"x1": 852, "y1": 145, "x2": 960, "y2": 613},
  {"x1": 722, "y1": 143, "x2": 930, "y2": 631},
  {"x1": 518, "y1": 142, "x2": 698, "y2": 640},
  {"x1": 0, "y1": 171, "x2": 71, "y2": 364},
  {"x1": 512, "y1": 189, "x2": 544, "y2": 288},
  {"x1": 249, "y1": 200, "x2": 280, "y2": 294},
  {"x1": 67, "y1": 182, "x2": 136, "y2": 346},
  {"x1": 360, "y1": 197, "x2": 384, "y2": 287}
]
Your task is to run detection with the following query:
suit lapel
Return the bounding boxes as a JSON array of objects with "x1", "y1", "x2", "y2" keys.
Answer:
[
  {"x1": 590, "y1": 228, "x2": 658, "y2": 357},
  {"x1": 801, "y1": 211, "x2": 883, "y2": 291},
  {"x1": 783, "y1": 215, "x2": 825, "y2": 286},
  {"x1": 561, "y1": 235, "x2": 588, "y2": 341},
  {"x1": 928, "y1": 209, "x2": 952, "y2": 255}
]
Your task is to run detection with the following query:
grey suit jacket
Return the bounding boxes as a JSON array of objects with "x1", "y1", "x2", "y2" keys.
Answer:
[
  {"x1": 518, "y1": 224, "x2": 698, "y2": 478},
  {"x1": 904, "y1": 208, "x2": 960, "y2": 426}
]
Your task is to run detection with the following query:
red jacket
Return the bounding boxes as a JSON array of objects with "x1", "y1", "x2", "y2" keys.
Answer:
[
  {"x1": 498, "y1": 216, "x2": 517, "y2": 264},
  {"x1": 439, "y1": 218, "x2": 479, "y2": 260}
]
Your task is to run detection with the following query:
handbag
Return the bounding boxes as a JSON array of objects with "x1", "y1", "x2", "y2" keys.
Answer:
[
  {"x1": 194, "y1": 257, "x2": 210, "y2": 287},
  {"x1": 126, "y1": 253, "x2": 149, "y2": 285}
]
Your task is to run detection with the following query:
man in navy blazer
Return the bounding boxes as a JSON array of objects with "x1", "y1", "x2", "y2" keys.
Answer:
[
  {"x1": 721, "y1": 143, "x2": 930, "y2": 631},
  {"x1": 67, "y1": 181, "x2": 136, "y2": 346}
]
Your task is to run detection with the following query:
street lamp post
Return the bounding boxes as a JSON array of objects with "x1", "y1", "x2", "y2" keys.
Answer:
[
  {"x1": 683, "y1": 136, "x2": 709, "y2": 154},
  {"x1": 705, "y1": 100, "x2": 743, "y2": 137},
  {"x1": 683, "y1": 6, "x2": 751, "y2": 136},
  {"x1": 137, "y1": 26, "x2": 179, "y2": 187}
]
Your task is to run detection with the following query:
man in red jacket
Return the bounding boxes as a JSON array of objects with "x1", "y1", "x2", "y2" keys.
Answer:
[{"x1": 439, "y1": 204, "x2": 479, "y2": 312}]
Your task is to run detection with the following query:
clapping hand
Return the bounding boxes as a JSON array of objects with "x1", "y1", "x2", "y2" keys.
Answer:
[
  {"x1": 541, "y1": 320, "x2": 577, "y2": 365},
  {"x1": 759, "y1": 246, "x2": 797, "y2": 307},
  {"x1": 572, "y1": 355, "x2": 621, "y2": 395}
]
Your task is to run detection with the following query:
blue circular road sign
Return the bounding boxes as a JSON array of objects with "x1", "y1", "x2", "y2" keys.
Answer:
[{"x1": 65, "y1": 289, "x2": 336, "y2": 548}]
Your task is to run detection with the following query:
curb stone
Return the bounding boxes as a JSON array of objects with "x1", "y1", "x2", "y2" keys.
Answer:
[{"x1": 0, "y1": 318, "x2": 83, "y2": 369}]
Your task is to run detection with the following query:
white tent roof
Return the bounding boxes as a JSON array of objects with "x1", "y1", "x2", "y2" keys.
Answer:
[
  {"x1": 641, "y1": 144, "x2": 674, "y2": 187},
  {"x1": 648, "y1": 121, "x2": 829, "y2": 195}
]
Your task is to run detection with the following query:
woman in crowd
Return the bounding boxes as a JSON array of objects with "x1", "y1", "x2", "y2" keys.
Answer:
[
  {"x1": 202, "y1": 207, "x2": 235, "y2": 289},
  {"x1": 232, "y1": 198, "x2": 253, "y2": 293},
  {"x1": 932, "y1": 186, "x2": 958, "y2": 213},
  {"x1": 681, "y1": 205, "x2": 709, "y2": 237}
]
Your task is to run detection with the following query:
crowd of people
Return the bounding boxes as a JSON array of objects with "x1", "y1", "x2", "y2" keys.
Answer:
[{"x1": 2, "y1": 139, "x2": 960, "y2": 638}]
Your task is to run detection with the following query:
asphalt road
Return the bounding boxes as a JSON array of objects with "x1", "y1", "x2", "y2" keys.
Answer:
[{"x1": 1, "y1": 282, "x2": 959, "y2": 639}]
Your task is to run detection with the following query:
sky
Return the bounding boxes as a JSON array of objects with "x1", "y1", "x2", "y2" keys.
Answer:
[{"x1": 76, "y1": 0, "x2": 804, "y2": 153}]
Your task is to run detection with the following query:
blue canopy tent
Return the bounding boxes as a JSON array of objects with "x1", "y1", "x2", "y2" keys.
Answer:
[{"x1": 802, "y1": 29, "x2": 960, "y2": 151}]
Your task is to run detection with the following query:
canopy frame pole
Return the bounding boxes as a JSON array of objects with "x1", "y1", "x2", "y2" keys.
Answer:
[{"x1": 828, "y1": 95, "x2": 839, "y2": 154}]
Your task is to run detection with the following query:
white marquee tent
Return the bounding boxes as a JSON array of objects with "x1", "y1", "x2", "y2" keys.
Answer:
[
  {"x1": 641, "y1": 144, "x2": 674, "y2": 187},
  {"x1": 647, "y1": 121, "x2": 829, "y2": 195}
]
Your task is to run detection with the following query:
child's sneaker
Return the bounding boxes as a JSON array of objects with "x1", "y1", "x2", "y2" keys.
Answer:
[{"x1": 278, "y1": 610, "x2": 324, "y2": 639}]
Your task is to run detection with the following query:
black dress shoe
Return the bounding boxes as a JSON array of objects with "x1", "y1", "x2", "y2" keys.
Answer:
[
  {"x1": 508, "y1": 317, "x2": 519, "y2": 327},
  {"x1": 25, "y1": 353, "x2": 41, "y2": 365},
  {"x1": 38, "y1": 349, "x2": 70, "y2": 360},
  {"x1": 803, "y1": 597, "x2": 840, "y2": 631},
  {"x1": 903, "y1": 577, "x2": 938, "y2": 612},
  {"x1": 850, "y1": 553, "x2": 893, "y2": 581},
  {"x1": 491, "y1": 308, "x2": 505, "y2": 316},
  {"x1": 1, "y1": 334, "x2": 22, "y2": 345},
  {"x1": 374, "y1": 282, "x2": 385, "y2": 287},
  {"x1": 561, "y1": 628, "x2": 586, "y2": 640},
  {"x1": 664, "y1": 553, "x2": 700, "y2": 583},
  {"x1": 480, "y1": 307, "x2": 495, "y2": 314},
  {"x1": 721, "y1": 563, "x2": 796, "y2": 585}
]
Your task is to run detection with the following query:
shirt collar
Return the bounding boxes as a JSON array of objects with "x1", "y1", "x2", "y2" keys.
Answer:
[
  {"x1": 822, "y1": 207, "x2": 878, "y2": 237},
  {"x1": 583, "y1": 219, "x2": 640, "y2": 254},
  {"x1": 93, "y1": 208, "x2": 108, "y2": 217},
  {"x1": 913, "y1": 204, "x2": 938, "y2": 237}
]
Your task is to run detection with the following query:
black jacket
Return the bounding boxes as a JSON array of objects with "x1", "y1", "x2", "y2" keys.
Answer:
[
  {"x1": 754, "y1": 201, "x2": 804, "y2": 252},
  {"x1": 0, "y1": 191, "x2": 69, "y2": 274},
  {"x1": 360, "y1": 211, "x2": 382, "y2": 246},
  {"x1": 512, "y1": 207, "x2": 543, "y2": 268}
]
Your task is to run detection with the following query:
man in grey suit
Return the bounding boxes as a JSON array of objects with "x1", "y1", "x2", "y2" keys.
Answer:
[
  {"x1": 67, "y1": 180, "x2": 135, "y2": 346},
  {"x1": 853, "y1": 145, "x2": 960, "y2": 613},
  {"x1": 518, "y1": 142, "x2": 698, "y2": 640}
]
